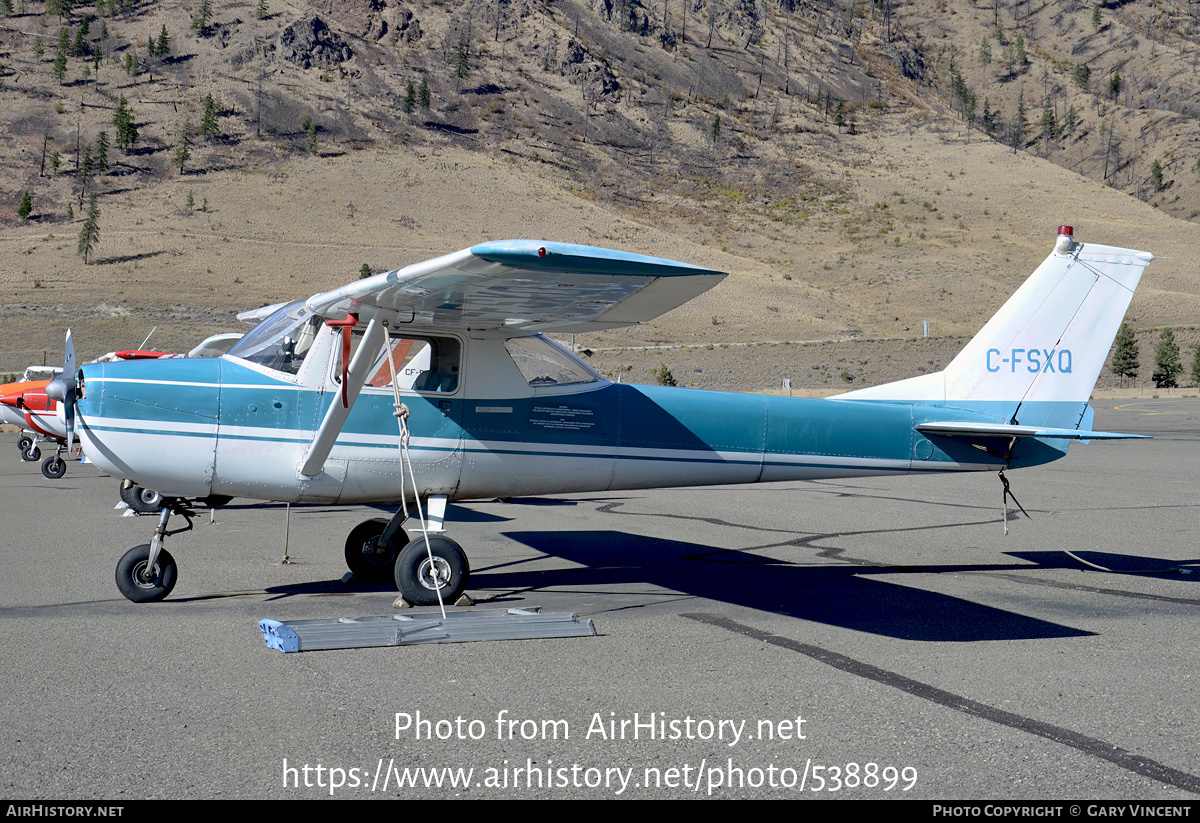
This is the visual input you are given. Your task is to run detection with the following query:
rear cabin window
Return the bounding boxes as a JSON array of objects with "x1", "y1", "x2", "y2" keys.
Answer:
[{"x1": 505, "y1": 335, "x2": 601, "y2": 388}]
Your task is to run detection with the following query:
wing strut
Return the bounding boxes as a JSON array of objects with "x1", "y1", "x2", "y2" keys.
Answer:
[{"x1": 297, "y1": 310, "x2": 383, "y2": 479}]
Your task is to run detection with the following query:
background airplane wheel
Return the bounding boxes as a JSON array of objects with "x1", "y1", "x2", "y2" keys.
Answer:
[
  {"x1": 41, "y1": 456, "x2": 66, "y2": 479},
  {"x1": 17, "y1": 436, "x2": 32, "y2": 453},
  {"x1": 394, "y1": 536, "x2": 469, "y2": 606},
  {"x1": 120, "y1": 484, "x2": 163, "y2": 514},
  {"x1": 344, "y1": 518, "x2": 403, "y2": 582},
  {"x1": 115, "y1": 545, "x2": 177, "y2": 603},
  {"x1": 22, "y1": 445, "x2": 40, "y2": 462}
]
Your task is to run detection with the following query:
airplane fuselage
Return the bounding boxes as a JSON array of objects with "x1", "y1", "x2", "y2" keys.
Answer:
[{"x1": 75, "y1": 329, "x2": 1066, "y2": 506}]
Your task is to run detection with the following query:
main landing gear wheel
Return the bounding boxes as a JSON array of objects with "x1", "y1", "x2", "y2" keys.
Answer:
[
  {"x1": 17, "y1": 436, "x2": 32, "y2": 453},
  {"x1": 22, "y1": 445, "x2": 41, "y2": 462},
  {"x1": 41, "y1": 456, "x2": 66, "y2": 479},
  {"x1": 115, "y1": 544, "x2": 178, "y2": 603},
  {"x1": 344, "y1": 518, "x2": 404, "y2": 582},
  {"x1": 120, "y1": 484, "x2": 163, "y2": 514},
  {"x1": 394, "y1": 536, "x2": 469, "y2": 606}
]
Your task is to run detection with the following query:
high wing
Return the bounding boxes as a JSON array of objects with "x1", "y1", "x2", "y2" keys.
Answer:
[{"x1": 304, "y1": 240, "x2": 727, "y2": 332}]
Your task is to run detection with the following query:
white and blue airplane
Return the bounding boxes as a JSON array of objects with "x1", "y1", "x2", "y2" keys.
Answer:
[{"x1": 63, "y1": 226, "x2": 1153, "y2": 603}]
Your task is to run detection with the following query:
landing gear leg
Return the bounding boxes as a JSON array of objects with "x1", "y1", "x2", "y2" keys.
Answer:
[{"x1": 115, "y1": 500, "x2": 195, "y2": 602}]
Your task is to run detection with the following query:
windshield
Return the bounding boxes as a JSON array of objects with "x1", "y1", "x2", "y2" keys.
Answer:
[{"x1": 225, "y1": 300, "x2": 321, "y2": 375}]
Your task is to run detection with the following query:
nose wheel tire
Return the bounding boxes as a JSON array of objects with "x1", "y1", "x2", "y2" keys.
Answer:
[
  {"x1": 344, "y1": 518, "x2": 403, "y2": 582},
  {"x1": 22, "y1": 445, "x2": 41, "y2": 462},
  {"x1": 394, "y1": 536, "x2": 469, "y2": 606},
  {"x1": 41, "y1": 456, "x2": 66, "y2": 479},
  {"x1": 115, "y1": 544, "x2": 178, "y2": 603},
  {"x1": 17, "y1": 436, "x2": 32, "y2": 453}
]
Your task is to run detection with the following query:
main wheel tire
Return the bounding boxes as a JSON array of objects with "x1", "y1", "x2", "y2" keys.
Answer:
[
  {"x1": 41, "y1": 456, "x2": 66, "y2": 479},
  {"x1": 120, "y1": 484, "x2": 163, "y2": 514},
  {"x1": 22, "y1": 445, "x2": 40, "y2": 462},
  {"x1": 115, "y1": 544, "x2": 178, "y2": 603},
  {"x1": 394, "y1": 536, "x2": 469, "y2": 606},
  {"x1": 17, "y1": 436, "x2": 32, "y2": 453},
  {"x1": 344, "y1": 518, "x2": 403, "y2": 582}
]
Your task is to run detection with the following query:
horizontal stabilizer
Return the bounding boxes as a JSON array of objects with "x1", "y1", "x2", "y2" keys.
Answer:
[{"x1": 915, "y1": 421, "x2": 1150, "y2": 441}]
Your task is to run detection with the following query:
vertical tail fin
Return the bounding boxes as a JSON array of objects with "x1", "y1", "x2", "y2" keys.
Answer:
[{"x1": 834, "y1": 228, "x2": 1154, "y2": 428}]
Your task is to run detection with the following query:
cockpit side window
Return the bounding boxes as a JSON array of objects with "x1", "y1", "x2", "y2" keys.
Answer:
[
  {"x1": 226, "y1": 301, "x2": 321, "y2": 375},
  {"x1": 335, "y1": 330, "x2": 461, "y2": 394}
]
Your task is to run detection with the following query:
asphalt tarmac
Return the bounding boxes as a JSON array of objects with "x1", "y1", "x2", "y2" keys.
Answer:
[{"x1": 1, "y1": 398, "x2": 1198, "y2": 799}]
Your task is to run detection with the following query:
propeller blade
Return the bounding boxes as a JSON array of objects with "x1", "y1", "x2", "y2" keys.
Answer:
[{"x1": 63, "y1": 329, "x2": 75, "y2": 452}]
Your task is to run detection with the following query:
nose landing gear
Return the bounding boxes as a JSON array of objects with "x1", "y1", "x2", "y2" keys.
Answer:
[{"x1": 114, "y1": 500, "x2": 195, "y2": 602}]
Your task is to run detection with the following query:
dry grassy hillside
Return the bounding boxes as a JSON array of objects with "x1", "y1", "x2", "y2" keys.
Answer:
[{"x1": 0, "y1": 0, "x2": 1198, "y2": 389}]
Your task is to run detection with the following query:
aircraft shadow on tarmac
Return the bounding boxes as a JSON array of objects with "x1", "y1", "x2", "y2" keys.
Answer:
[
  {"x1": 1007, "y1": 551, "x2": 1200, "y2": 578},
  {"x1": 474, "y1": 530, "x2": 1094, "y2": 643},
  {"x1": 249, "y1": 500, "x2": 1190, "y2": 639}
]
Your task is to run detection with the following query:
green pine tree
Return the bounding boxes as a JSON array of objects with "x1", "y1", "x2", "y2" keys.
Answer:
[
  {"x1": 359, "y1": 263, "x2": 372, "y2": 280},
  {"x1": 1110, "y1": 322, "x2": 1139, "y2": 386},
  {"x1": 418, "y1": 77, "x2": 431, "y2": 109},
  {"x1": 1072, "y1": 63, "x2": 1091, "y2": 89},
  {"x1": 1040, "y1": 98, "x2": 1059, "y2": 141},
  {"x1": 1191, "y1": 344, "x2": 1200, "y2": 387},
  {"x1": 978, "y1": 37, "x2": 992, "y2": 65},
  {"x1": 199, "y1": 92, "x2": 219, "y2": 138},
  {"x1": 18, "y1": 190, "x2": 32, "y2": 220},
  {"x1": 113, "y1": 95, "x2": 138, "y2": 151},
  {"x1": 404, "y1": 82, "x2": 416, "y2": 113},
  {"x1": 77, "y1": 194, "x2": 100, "y2": 263},
  {"x1": 191, "y1": 0, "x2": 213, "y2": 35},
  {"x1": 157, "y1": 24, "x2": 170, "y2": 58},
  {"x1": 53, "y1": 29, "x2": 68, "y2": 82},
  {"x1": 1012, "y1": 88, "x2": 1027, "y2": 151},
  {"x1": 453, "y1": 34, "x2": 470, "y2": 81},
  {"x1": 305, "y1": 120, "x2": 317, "y2": 154},
  {"x1": 256, "y1": 0, "x2": 269, "y2": 19},
  {"x1": 173, "y1": 122, "x2": 192, "y2": 174},
  {"x1": 94, "y1": 130, "x2": 109, "y2": 173},
  {"x1": 77, "y1": 142, "x2": 93, "y2": 184},
  {"x1": 1109, "y1": 71, "x2": 1121, "y2": 100},
  {"x1": 1150, "y1": 159, "x2": 1164, "y2": 191},
  {"x1": 1152, "y1": 328, "x2": 1182, "y2": 388}
]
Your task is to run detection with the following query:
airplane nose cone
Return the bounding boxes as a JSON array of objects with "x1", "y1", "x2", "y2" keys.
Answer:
[
  {"x1": 45, "y1": 378, "x2": 66, "y2": 402},
  {"x1": 0, "y1": 392, "x2": 19, "y2": 408}
]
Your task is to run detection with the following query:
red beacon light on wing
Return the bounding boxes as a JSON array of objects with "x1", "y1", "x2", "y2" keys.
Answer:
[{"x1": 1055, "y1": 225, "x2": 1078, "y2": 255}]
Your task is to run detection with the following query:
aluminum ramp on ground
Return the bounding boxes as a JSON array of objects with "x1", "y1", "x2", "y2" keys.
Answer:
[{"x1": 258, "y1": 607, "x2": 596, "y2": 653}]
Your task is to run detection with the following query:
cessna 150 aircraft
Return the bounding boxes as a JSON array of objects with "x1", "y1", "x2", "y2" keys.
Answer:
[{"x1": 61, "y1": 228, "x2": 1152, "y2": 604}]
